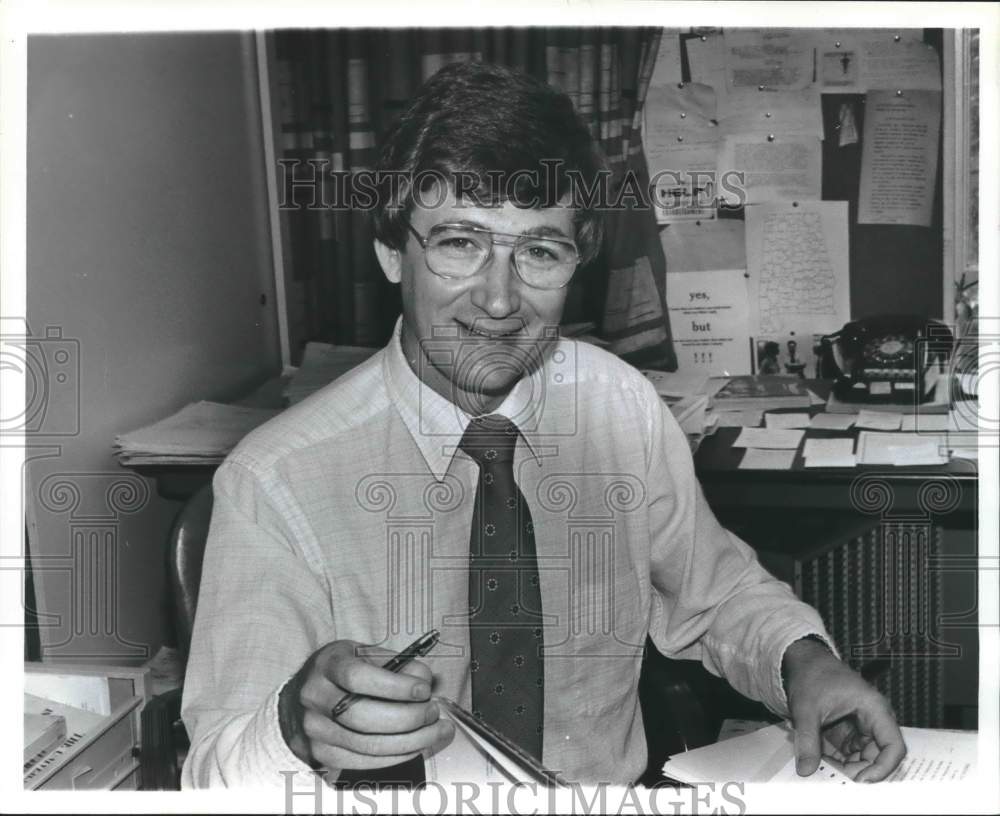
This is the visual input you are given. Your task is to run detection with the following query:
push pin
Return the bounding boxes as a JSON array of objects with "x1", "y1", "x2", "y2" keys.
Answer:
[
  {"x1": 700, "y1": 35, "x2": 707, "y2": 42},
  {"x1": 894, "y1": 34, "x2": 901, "y2": 42},
  {"x1": 896, "y1": 89, "x2": 904, "y2": 97},
  {"x1": 680, "y1": 112, "x2": 687, "y2": 118},
  {"x1": 792, "y1": 201, "x2": 799, "y2": 207},
  {"x1": 758, "y1": 84, "x2": 765, "y2": 91},
  {"x1": 767, "y1": 133, "x2": 775, "y2": 142},
  {"x1": 677, "y1": 82, "x2": 685, "y2": 89},
  {"x1": 677, "y1": 135, "x2": 684, "y2": 142},
  {"x1": 765, "y1": 111, "x2": 772, "y2": 118},
  {"x1": 835, "y1": 41, "x2": 841, "y2": 48}
]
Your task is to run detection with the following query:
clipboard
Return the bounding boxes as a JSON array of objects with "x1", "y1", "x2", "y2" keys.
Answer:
[{"x1": 435, "y1": 697, "x2": 569, "y2": 788}]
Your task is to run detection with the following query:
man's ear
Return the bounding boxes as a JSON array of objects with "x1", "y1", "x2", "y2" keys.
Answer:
[{"x1": 373, "y1": 239, "x2": 402, "y2": 284}]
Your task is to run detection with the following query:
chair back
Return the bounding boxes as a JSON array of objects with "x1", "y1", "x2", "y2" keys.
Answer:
[{"x1": 167, "y1": 485, "x2": 213, "y2": 657}]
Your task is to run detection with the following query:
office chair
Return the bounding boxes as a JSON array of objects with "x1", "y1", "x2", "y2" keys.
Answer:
[{"x1": 141, "y1": 485, "x2": 753, "y2": 788}]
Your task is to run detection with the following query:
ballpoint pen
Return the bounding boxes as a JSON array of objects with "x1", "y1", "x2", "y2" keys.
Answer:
[{"x1": 330, "y1": 628, "x2": 441, "y2": 720}]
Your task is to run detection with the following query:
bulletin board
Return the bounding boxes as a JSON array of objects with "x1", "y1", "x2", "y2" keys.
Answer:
[
  {"x1": 675, "y1": 28, "x2": 944, "y2": 319},
  {"x1": 651, "y1": 28, "x2": 946, "y2": 377}
]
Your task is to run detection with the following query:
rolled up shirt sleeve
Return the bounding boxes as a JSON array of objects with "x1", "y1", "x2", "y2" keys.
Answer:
[
  {"x1": 643, "y1": 395, "x2": 838, "y2": 717},
  {"x1": 180, "y1": 459, "x2": 333, "y2": 788}
]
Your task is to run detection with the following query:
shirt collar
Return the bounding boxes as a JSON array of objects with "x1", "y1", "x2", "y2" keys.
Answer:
[{"x1": 383, "y1": 317, "x2": 543, "y2": 481}]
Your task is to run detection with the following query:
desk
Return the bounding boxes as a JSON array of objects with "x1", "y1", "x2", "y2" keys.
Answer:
[
  {"x1": 692, "y1": 382, "x2": 979, "y2": 731},
  {"x1": 126, "y1": 378, "x2": 980, "y2": 730}
]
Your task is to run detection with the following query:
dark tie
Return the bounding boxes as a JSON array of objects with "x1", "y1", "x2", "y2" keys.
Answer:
[{"x1": 459, "y1": 414, "x2": 544, "y2": 761}]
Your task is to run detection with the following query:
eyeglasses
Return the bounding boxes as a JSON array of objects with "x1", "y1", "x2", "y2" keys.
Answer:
[{"x1": 406, "y1": 222, "x2": 580, "y2": 291}]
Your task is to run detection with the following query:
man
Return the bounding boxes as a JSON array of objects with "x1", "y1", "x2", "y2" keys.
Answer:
[{"x1": 182, "y1": 62, "x2": 904, "y2": 788}]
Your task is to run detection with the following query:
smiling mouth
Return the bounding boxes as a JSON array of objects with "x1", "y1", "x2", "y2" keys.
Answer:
[{"x1": 460, "y1": 319, "x2": 526, "y2": 340}]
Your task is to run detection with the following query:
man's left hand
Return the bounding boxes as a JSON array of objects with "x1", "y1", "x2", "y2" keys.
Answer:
[{"x1": 782, "y1": 637, "x2": 906, "y2": 783}]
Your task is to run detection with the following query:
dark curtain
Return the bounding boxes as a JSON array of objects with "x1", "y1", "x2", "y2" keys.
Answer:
[{"x1": 272, "y1": 27, "x2": 676, "y2": 370}]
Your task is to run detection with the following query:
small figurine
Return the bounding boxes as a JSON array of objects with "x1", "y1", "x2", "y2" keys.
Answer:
[{"x1": 784, "y1": 339, "x2": 807, "y2": 379}]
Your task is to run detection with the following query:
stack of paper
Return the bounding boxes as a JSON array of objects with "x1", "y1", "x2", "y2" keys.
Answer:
[
  {"x1": 640, "y1": 369, "x2": 721, "y2": 450},
  {"x1": 712, "y1": 376, "x2": 813, "y2": 412},
  {"x1": 284, "y1": 342, "x2": 380, "y2": 404},
  {"x1": 662, "y1": 722, "x2": 977, "y2": 784},
  {"x1": 114, "y1": 401, "x2": 281, "y2": 466}
]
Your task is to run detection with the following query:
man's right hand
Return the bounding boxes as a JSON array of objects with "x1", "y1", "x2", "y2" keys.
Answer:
[{"x1": 278, "y1": 640, "x2": 455, "y2": 771}]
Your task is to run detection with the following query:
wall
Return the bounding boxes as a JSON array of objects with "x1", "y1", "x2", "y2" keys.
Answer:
[{"x1": 25, "y1": 32, "x2": 280, "y2": 664}]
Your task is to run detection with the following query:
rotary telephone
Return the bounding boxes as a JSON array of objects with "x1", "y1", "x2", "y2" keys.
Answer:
[{"x1": 819, "y1": 315, "x2": 953, "y2": 404}]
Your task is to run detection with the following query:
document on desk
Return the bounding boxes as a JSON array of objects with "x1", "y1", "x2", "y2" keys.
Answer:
[
  {"x1": 662, "y1": 722, "x2": 977, "y2": 784},
  {"x1": 901, "y1": 413, "x2": 951, "y2": 432},
  {"x1": 738, "y1": 448, "x2": 796, "y2": 470},
  {"x1": 716, "y1": 409, "x2": 763, "y2": 428},
  {"x1": 856, "y1": 432, "x2": 949, "y2": 466},
  {"x1": 855, "y1": 409, "x2": 903, "y2": 431},
  {"x1": 764, "y1": 412, "x2": 811, "y2": 429},
  {"x1": 809, "y1": 412, "x2": 857, "y2": 430},
  {"x1": 803, "y1": 437, "x2": 856, "y2": 468},
  {"x1": 733, "y1": 427, "x2": 804, "y2": 449}
]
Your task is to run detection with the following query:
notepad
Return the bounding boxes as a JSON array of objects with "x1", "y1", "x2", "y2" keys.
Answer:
[
  {"x1": 733, "y1": 428, "x2": 805, "y2": 449},
  {"x1": 764, "y1": 412, "x2": 812, "y2": 429}
]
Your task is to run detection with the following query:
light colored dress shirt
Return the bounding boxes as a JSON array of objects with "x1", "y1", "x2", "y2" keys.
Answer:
[{"x1": 181, "y1": 317, "x2": 832, "y2": 788}]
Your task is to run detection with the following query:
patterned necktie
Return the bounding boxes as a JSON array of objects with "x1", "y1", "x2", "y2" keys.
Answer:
[{"x1": 459, "y1": 414, "x2": 544, "y2": 761}]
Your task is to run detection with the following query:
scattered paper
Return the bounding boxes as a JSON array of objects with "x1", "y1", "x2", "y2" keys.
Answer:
[
  {"x1": 764, "y1": 412, "x2": 811, "y2": 429},
  {"x1": 716, "y1": 409, "x2": 764, "y2": 428},
  {"x1": 733, "y1": 427, "x2": 805, "y2": 449},
  {"x1": 856, "y1": 410, "x2": 903, "y2": 431},
  {"x1": 901, "y1": 413, "x2": 950, "y2": 432},
  {"x1": 114, "y1": 401, "x2": 282, "y2": 466},
  {"x1": 803, "y1": 437, "x2": 857, "y2": 467},
  {"x1": 718, "y1": 134, "x2": 821, "y2": 205},
  {"x1": 739, "y1": 448, "x2": 797, "y2": 470},
  {"x1": 664, "y1": 269, "x2": 752, "y2": 375},
  {"x1": 745, "y1": 202, "x2": 851, "y2": 345},
  {"x1": 856, "y1": 432, "x2": 949, "y2": 466},
  {"x1": 660, "y1": 219, "x2": 746, "y2": 273},
  {"x1": 809, "y1": 412, "x2": 857, "y2": 430},
  {"x1": 858, "y1": 90, "x2": 942, "y2": 227}
]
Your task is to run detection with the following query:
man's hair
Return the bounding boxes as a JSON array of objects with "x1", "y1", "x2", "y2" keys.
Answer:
[{"x1": 371, "y1": 62, "x2": 607, "y2": 265}]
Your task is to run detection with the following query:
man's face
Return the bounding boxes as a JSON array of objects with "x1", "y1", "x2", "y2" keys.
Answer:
[{"x1": 375, "y1": 184, "x2": 575, "y2": 415}]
